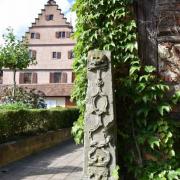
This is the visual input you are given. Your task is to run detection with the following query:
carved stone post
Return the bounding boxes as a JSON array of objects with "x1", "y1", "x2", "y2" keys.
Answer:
[{"x1": 83, "y1": 50, "x2": 117, "y2": 180}]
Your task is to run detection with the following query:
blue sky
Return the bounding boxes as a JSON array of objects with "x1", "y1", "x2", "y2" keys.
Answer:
[{"x1": 0, "y1": 0, "x2": 76, "y2": 44}]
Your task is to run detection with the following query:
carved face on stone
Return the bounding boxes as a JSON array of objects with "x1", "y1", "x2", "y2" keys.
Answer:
[{"x1": 88, "y1": 51, "x2": 109, "y2": 71}]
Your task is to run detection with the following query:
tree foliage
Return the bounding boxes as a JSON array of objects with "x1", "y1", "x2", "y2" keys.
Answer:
[
  {"x1": 1, "y1": 86, "x2": 47, "y2": 109},
  {"x1": 72, "y1": 0, "x2": 180, "y2": 179},
  {"x1": 0, "y1": 28, "x2": 35, "y2": 95}
]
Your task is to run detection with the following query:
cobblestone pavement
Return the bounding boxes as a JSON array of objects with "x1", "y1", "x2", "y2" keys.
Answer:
[{"x1": 0, "y1": 140, "x2": 83, "y2": 180}]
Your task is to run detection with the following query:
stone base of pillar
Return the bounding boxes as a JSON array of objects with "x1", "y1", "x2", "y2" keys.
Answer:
[{"x1": 81, "y1": 176, "x2": 89, "y2": 180}]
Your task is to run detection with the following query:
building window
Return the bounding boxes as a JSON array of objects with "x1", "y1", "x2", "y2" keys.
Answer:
[
  {"x1": 68, "y1": 50, "x2": 74, "y2": 59},
  {"x1": 72, "y1": 72, "x2": 75, "y2": 83},
  {"x1": 50, "y1": 72, "x2": 67, "y2": 83},
  {"x1": 52, "y1": 52, "x2": 61, "y2": 59},
  {"x1": 29, "y1": 50, "x2": 37, "y2": 59},
  {"x1": 19, "y1": 72, "x2": 37, "y2": 84},
  {"x1": 31, "y1": 33, "x2": 40, "y2": 39},
  {"x1": 46, "y1": 14, "x2": 54, "y2": 21},
  {"x1": 55, "y1": 32, "x2": 71, "y2": 38},
  {"x1": 55, "y1": 31, "x2": 66, "y2": 38}
]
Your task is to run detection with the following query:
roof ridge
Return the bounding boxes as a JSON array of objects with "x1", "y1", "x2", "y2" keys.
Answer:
[{"x1": 47, "y1": 0, "x2": 57, "y2": 5}]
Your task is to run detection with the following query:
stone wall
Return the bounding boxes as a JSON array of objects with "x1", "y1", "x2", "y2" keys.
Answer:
[
  {"x1": 136, "y1": 0, "x2": 180, "y2": 119},
  {"x1": 0, "y1": 128, "x2": 71, "y2": 167}
]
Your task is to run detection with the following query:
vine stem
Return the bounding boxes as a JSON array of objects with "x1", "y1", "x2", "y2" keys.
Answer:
[{"x1": 131, "y1": 119, "x2": 143, "y2": 167}]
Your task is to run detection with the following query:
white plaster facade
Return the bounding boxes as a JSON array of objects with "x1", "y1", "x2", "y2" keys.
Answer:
[{"x1": 1, "y1": 0, "x2": 76, "y2": 107}]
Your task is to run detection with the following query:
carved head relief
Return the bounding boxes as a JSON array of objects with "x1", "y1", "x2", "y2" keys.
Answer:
[{"x1": 88, "y1": 50, "x2": 109, "y2": 71}]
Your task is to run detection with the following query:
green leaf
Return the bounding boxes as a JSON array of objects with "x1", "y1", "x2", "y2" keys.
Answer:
[
  {"x1": 157, "y1": 104, "x2": 171, "y2": 116},
  {"x1": 129, "y1": 65, "x2": 140, "y2": 75},
  {"x1": 112, "y1": 166, "x2": 120, "y2": 180},
  {"x1": 144, "y1": 66, "x2": 156, "y2": 73},
  {"x1": 148, "y1": 136, "x2": 160, "y2": 149}
]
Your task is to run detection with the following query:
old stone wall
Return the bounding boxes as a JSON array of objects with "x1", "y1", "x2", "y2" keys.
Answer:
[{"x1": 136, "y1": 0, "x2": 180, "y2": 119}]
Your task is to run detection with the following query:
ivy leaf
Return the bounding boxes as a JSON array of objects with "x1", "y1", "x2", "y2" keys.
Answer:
[
  {"x1": 112, "y1": 166, "x2": 120, "y2": 180},
  {"x1": 129, "y1": 65, "x2": 140, "y2": 75},
  {"x1": 125, "y1": 43, "x2": 135, "y2": 52},
  {"x1": 172, "y1": 91, "x2": 180, "y2": 104},
  {"x1": 144, "y1": 66, "x2": 156, "y2": 73},
  {"x1": 157, "y1": 104, "x2": 171, "y2": 116},
  {"x1": 148, "y1": 136, "x2": 160, "y2": 149}
]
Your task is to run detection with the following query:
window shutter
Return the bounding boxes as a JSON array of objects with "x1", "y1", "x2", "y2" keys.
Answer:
[
  {"x1": 68, "y1": 51, "x2": 71, "y2": 59},
  {"x1": 62, "y1": 32, "x2": 65, "y2": 38},
  {"x1": 36, "y1": 33, "x2": 40, "y2": 39},
  {"x1": 29, "y1": 50, "x2": 32, "y2": 58},
  {"x1": 19, "y1": 73, "x2": 24, "y2": 84},
  {"x1": 32, "y1": 50, "x2": 36, "y2": 59},
  {"x1": 45, "y1": 15, "x2": 49, "y2": 21},
  {"x1": 57, "y1": 52, "x2": 61, "y2": 59},
  {"x1": 66, "y1": 32, "x2": 70, "y2": 38},
  {"x1": 31, "y1": 33, "x2": 35, "y2": 39},
  {"x1": 32, "y1": 73, "x2": 37, "y2": 84},
  {"x1": 61, "y1": 72, "x2": 67, "y2": 83},
  {"x1": 50, "y1": 72, "x2": 54, "y2": 83},
  {"x1": 56, "y1": 32, "x2": 60, "y2": 38},
  {"x1": 72, "y1": 72, "x2": 75, "y2": 83},
  {"x1": 52, "y1": 52, "x2": 56, "y2": 59}
]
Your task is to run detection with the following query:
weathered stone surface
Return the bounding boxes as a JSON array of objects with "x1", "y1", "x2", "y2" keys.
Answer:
[
  {"x1": 83, "y1": 50, "x2": 117, "y2": 180},
  {"x1": 136, "y1": 0, "x2": 180, "y2": 118},
  {"x1": 156, "y1": 0, "x2": 180, "y2": 87}
]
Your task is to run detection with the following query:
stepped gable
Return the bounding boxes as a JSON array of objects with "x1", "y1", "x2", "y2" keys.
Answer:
[
  {"x1": 24, "y1": 0, "x2": 72, "y2": 38},
  {"x1": 47, "y1": 0, "x2": 57, "y2": 5}
]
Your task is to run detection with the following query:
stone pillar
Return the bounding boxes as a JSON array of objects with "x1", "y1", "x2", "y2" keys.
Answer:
[{"x1": 83, "y1": 50, "x2": 117, "y2": 180}]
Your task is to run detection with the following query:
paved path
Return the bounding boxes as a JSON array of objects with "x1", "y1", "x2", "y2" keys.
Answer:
[{"x1": 0, "y1": 140, "x2": 83, "y2": 180}]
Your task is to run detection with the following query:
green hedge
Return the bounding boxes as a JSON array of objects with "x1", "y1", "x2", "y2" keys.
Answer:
[{"x1": 0, "y1": 108, "x2": 79, "y2": 144}]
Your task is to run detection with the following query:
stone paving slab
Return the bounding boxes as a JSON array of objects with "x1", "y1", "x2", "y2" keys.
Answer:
[{"x1": 0, "y1": 140, "x2": 83, "y2": 180}]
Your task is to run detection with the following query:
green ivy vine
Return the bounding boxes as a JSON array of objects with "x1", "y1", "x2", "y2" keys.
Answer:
[{"x1": 71, "y1": 0, "x2": 180, "y2": 179}]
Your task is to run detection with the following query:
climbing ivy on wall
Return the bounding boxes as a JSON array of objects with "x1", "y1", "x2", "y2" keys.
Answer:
[{"x1": 71, "y1": 0, "x2": 180, "y2": 179}]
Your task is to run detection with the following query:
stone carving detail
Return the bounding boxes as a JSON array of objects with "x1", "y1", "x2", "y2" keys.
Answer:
[
  {"x1": 158, "y1": 43, "x2": 180, "y2": 83},
  {"x1": 156, "y1": 0, "x2": 180, "y2": 85},
  {"x1": 83, "y1": 50, "x2": 116, "y2": 180}
]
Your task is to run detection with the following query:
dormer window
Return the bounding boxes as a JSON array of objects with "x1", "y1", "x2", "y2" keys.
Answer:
[
  {"x1": 46, "y1": 14, "x2": 54, "y2": 21},
  {"x1": 31, "y1": 33, "x2": 40, "y2": 39}
]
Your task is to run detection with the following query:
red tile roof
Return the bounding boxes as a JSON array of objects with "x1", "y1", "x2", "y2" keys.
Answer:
[{"x1": 0, "y1": 84, "x2": 74, "y2": 97}]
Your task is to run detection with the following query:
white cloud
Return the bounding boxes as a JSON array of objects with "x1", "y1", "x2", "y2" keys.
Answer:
[{"x1": 0, "y1": 0, "x2": 76, "y2": 44}]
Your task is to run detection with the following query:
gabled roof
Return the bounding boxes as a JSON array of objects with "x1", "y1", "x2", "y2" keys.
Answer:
[{"x1": 23, "y1": 0, "x2": 73, "y2": 39}]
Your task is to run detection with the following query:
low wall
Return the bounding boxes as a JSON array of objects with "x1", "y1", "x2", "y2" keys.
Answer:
[{"x1": 0, "y1": 128, "x2": 71, "y2": 167}]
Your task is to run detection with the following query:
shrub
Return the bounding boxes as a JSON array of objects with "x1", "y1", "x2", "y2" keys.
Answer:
[
  {"x1": 0, "y1": 102, "x2": 32, "y2": 110},
  {"x1": 0, "y1": 86, "x2": 47, "y2": 109},
  {"x1": 0, "y1": 108, "x2": 79, "y2": 144}
]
